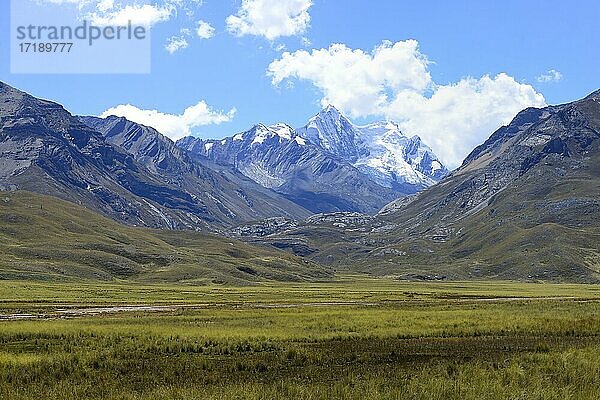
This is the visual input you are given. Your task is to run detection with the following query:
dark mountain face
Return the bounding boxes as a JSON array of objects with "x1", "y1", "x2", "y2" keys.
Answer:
[
  {"x1": 81, "y1": 115, "x2": 190, "y2": 177},
  {"x1": 231, "y1": 91, "x2": 600, "y2": 283},
  {"x1": 0, "y1": 82, "x2": 309, "y2": 230},
  {"x1": 81, "y1": 116, "x2": 312, "y2": 225},
  {"x1": 0, "y1": 82, "x2": 211, "y2": 229},
  {"x1": 178, "y1": 107, "x2": 447, "y2": 214}
]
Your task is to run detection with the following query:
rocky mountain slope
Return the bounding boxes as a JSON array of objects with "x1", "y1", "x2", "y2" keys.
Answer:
[
  {"x1": 231, "y1": 91, "x2": 600, "y2": 283},
  {"x1": 369, "y1": 90, "x2": 600, "y2": 282},
  {"x1": 178, "y1": 105, "x2": 447, "y2": 213},
  {"x1": 178, "y1": 122, "x2": 398, "y2": 214},
  {"x1": 81, "y1": 115, "x2": 311, "y2": 226},
  {"x1": 0, "y1": 82, "x2": 309, "y2": 230},
  {"x1": 3, "y1": 79, "x2": 597, "y2": 283}
]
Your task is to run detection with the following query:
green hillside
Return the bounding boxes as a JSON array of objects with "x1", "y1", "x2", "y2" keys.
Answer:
[{"x1": 0, "y1": 191, "x2": 331, "y2": 284}]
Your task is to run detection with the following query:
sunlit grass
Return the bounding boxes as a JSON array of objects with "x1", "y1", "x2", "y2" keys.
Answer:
[
  {"x1": 0, "y1": 279, "x2": 599, "y2": 399},
  {"x1": 1, "y1": 275, "x2": 598, "y2": 312}
]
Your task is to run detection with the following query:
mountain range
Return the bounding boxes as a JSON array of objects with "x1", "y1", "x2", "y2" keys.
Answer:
[
  {"x1": 0, "y1": 80, "x2": 598, "y2": 283},
  {"x1": 0, "y1": 81, "x2": 310, "y2": 230},
  {"x1": 177, "y1": 105, "x2": 447, "y2": 214},
  {"x1": 232, "y1": 90, "x2": 600, "y2": 282}
]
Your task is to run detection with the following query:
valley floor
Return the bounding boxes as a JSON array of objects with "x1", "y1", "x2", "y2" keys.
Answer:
[{"x1": 0, "y1": 277, "x2": 599, "y2": 399}]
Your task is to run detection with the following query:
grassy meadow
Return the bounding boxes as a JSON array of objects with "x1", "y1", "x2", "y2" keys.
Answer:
[{"x1": 0, "y1": 277, "x2": 599, "y2": 399}]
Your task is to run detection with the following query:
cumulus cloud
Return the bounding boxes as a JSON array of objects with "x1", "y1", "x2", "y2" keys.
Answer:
[
  {"x1": 196, "y1": 20, "x2": 215, "y2": 39},
  {"x1": 100, "y1": 101, "x2": 237, "y2": 141},
  {"x1": 39, "y1": 1, "x2": 217, "y2": 52},
  {"x1": 537, "y1": 69, "x2": 563, "y2": 83},
  {"x1": 226, "y1": 0, "x2": 313, "y2": 40},
  {"x1": 268, "y1": 40, "x2": 546, "y2": 168},
  {"x1": 269, "y1": 40, "x2": 431, "y2": 117},
  {"x1": 387, "y1": 74, "x2": 546, "y2": 167}
]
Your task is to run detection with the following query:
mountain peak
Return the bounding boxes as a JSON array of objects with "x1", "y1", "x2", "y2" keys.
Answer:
[
  {"x1": 297, "y1": 104, "x2": 363, "y2": 160},
  {"x1": 252, "y1": 123, "x2": 269, "y2": 131},
  {"x1": 103, "y1": 115, "x2": 129, "y2": 122},
  {"x1": 297, "y1": 105, "x2": 448, "y2": 188},
  {"x1": 271, "y1": 122, "x2": 292, "y2": 129},
  {"x1": 314, "y1": 105, "x2": 347, "y2": 123},
  {"x1": 322, "y1": 104, "x2": 341, "y2": 113},
  {"x1": 268, "y1": 123, "x2": 294, "y2": 139}
]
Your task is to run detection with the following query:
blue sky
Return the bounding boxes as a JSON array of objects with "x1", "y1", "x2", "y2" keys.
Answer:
[{"x1": 0, "y1": 0, "x2": 598, "y2": 167}]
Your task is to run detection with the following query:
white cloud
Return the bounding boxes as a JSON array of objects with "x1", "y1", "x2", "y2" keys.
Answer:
[
  {"x1": 165, "y1": 35, "x2": 189, "y2": 53},
  {"x1": 387, "y1": 74, "x2": 546, "y2": 168},
  {"x1": 38, "y1": 0, "x2": 216, "y2": 49},
  {"x1": 96, "y1": 0, "x2": 114, "y2": 12},
  {"x1": 86, "y1": 3, "x2": 175, "y2": 26},
  {"x1": 196, "y1": 20, "x2": 215, "y2": 39},
  {"x1": 226, "y1": 0, "x2": 313, "y2": 40},
  {"x1": 165, "y1": 21, "x2": 212, "y2": 53},
  {"x1": 537, "y1": 69, "x2": 563, "y2": 83},
  {"x1": 269, "y1": 40, "x2": 432, "y2": 117},
  {"x1": 268, "y1": 40, "x2": 546, "y2": 168},
  {"x1": 39, "y1": 1, "x2": 188, "y2": 27},
  {"x1": 100, "y1": 101, "x2": 237, "y2": 141}
]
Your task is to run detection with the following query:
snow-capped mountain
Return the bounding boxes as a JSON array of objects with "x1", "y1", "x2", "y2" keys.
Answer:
[
  {"x1": 178, "y1": 123, "x2": 400, "y2": 214},
  {"x1": 297, "y1": 106, "x2": 448, "y2": 192},
  {"x1": 296, "y1": 105, "x2": 368, "y2": 162},
  {"x1": 353, "y1": 121, "x2": 446, "y2": 189},
  {"x1": 177, "y1": 106, "x2": 448, "y2": 214},
  {"x1": 178, "y1": 123, "x2": 308, "y2": 189}
]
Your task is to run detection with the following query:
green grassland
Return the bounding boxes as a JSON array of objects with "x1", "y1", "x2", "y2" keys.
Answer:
[
  {"x1": 1, "y1": 191, "x2": 599, "y2": 398},
  {"x1": 0, "y1": 279, "x2": 599, "y2": 399},
  {"x1": 0, "y1": 276, "x2": 599, "y2": 310}
]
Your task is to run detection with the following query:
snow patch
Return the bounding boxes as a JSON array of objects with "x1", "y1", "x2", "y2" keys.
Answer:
[
  {"x1": 294, "y1": 136, "x2": 306, "y2": 145},
  {"x1": 270, "y1": 123, "x2": 293, "y2": 140}
]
